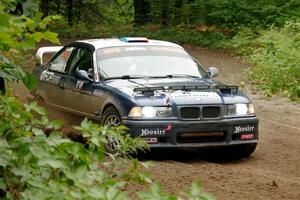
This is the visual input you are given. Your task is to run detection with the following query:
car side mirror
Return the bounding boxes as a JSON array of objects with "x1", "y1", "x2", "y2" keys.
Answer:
[
  {"x1": 75, "y1": 70, "x2": 92, "y2": 81},
  {"x1": 207, "y1": 67, "x2": 220, "y2": 78}
]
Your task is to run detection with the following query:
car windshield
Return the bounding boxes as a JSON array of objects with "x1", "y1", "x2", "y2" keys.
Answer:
[{"x1": 96, "y1": 45, "x2": 208, "y2": 79}]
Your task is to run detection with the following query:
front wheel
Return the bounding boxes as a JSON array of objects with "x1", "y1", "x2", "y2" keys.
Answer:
[
  {"x1": 100, "y1": 107, "x2": 122, "y2": 153},
  {"x1": 228, "y1": 143, "x2": 257, "y2": 158},
  {"x1": 101, "y1": 107, "x2": 121, "y2": 127}
]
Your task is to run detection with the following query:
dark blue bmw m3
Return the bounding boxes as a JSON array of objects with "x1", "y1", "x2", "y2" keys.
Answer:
[{"x1": 34, "y1": 37, "x2": 259, "y2": 158}]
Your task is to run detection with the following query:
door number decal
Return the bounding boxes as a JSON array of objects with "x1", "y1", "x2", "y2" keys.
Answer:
[{"x1": 40, "y1": 70, "x2": 61, "y2": 84}]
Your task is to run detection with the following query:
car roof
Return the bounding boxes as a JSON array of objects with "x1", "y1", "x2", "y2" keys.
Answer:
[{"x1": 75, "y1": 37, "x2": 183, "y2": 50}]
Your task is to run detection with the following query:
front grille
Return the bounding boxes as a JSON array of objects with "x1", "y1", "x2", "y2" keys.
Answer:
[
  {"x1": 202, "y1": 106, "x2": 221, "y2": 118},
  {"x1": 177, "y1": 131, "x2": 225, "y2": 143},
  {"x1": 180, "y1": 107, "x2": 200, "y2": 119}
]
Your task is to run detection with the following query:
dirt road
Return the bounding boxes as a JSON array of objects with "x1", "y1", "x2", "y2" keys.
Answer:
[
  {"x1": 147, "y1": 46, "x2": 300, "y2": 200},
  {"x1": 14, "y1": 43, "x2": 300, "y2": 200}
]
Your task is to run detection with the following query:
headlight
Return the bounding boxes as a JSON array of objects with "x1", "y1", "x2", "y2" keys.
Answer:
[
  {"x1": 142, "y1": 107, "x2": 156, "y2": 117},
  {"x1": 225, "y1": 103, "x2": 255, "y2": 116},
  {"x1": 128, "y1": 106, "x2": 173, "y2": 118},
  {"x1": 236, "y1": 104, "x2": 248, "y2": 115}
]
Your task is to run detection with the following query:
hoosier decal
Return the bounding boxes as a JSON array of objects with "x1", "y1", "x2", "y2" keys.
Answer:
[
  {"x1": 140, "y1": 129, "x2": 165, "y2": 137},
  {"x1": 234, "y1": 125, "x2": 255, "y2": 134}
]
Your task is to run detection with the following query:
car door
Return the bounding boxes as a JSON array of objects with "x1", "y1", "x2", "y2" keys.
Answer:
[
  {"x1": 37, "y1": 46, "x2": 75, "y2": 107},
  {"x1": 60, "y1": 45, "x2": 105, "y2": 119}
]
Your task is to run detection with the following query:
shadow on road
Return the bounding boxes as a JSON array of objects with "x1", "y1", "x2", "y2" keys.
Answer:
[{"x1": 137, "y1": 148, "x2": 251, "y2": 164}]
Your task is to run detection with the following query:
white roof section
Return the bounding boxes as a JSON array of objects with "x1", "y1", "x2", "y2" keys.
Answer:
[
  {"x1": 36, "y1": 46, "x2": 63, "y2": 64},
  {"x1": 76, "y1": 38, "x2": 183, "y2": 50}
]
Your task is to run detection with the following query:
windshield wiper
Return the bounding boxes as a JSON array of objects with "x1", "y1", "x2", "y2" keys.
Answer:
[
  {"x1": 150, "y1": 74, "x2": 199, "y2": 79},
  {"x1": 103, "y1": 75, "x2": 150, "y2": 81},
  {"x1": 103, "y1": 74, "x2": 199, "y2": 81},
  {"x1": 167, "y1": 74, "x2": 199, "y2": 78}
]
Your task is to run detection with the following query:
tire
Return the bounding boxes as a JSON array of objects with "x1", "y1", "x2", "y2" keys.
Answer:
[
  {"x1": 101, "y1": 106, "x2": 121, "y2": 127},
  {"x1": 227, "y1": 143, "x2": 257, "y2": 159},
  {"x1": 31, "y1": 94, "x2": 45, "y2": 106},
  {"x1": 100, "y1": 107, "x2": 122, "y2": 153}
]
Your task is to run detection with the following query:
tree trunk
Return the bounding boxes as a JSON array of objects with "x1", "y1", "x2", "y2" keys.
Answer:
[
  {"x1": 0, "y1": 77, "x2": 5, "y2": 95},
  {"x1": 67, "y1": 0, "x2": 73, "y2": 25},
  {"x1": 174, "y1": 0, "x2": 182, "y2": 24},
  {"x1": 77, "y1": 0, "x2": 82, "y2": 21},
  {"x1": 41, "y1": 0, "x2": 49, "y2": 16},
  {"x1": 134, "y1": 0, "x2": 149, "y2": 25},
  {"x1": 161, "y1": 0, "x2": 169, "y2": 27},
  {"x1": 10, "y1": 2, "x2": 23, "y2": 15},
  {"x1": 56, "y1": 0, "x2": 61, "y2": 14}
]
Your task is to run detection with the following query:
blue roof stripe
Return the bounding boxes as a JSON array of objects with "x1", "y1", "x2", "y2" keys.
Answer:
[{"x1": 119, "y1": 37, "x2": 148, "y2": 43}]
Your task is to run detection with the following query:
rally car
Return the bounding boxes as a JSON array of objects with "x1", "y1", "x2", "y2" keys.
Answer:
[{"x1": 34, "y1": 37, "x2": 258, "y2": 158}]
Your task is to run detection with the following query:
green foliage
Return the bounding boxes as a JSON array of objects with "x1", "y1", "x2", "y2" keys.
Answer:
[
  {"x1": 50, "y1": 22, "x2": 227, "y2": 48},
  {"x1": 0, "y1": 3, "x2": 59, "y2": 50},
  {"x1": 74, "y1": 118, "x2": 149, "y2": 158},
  {"x1": 0, "y1": 0, "x2": 60, "y2": 90},
  {"x1": 39, "y1": 0, "x2": 300, "y2": 28},
  {"x1": 184, "y1": 181, "x2": 216, "y2": 200},
  {"x1": 43, "y1": 0, "x2": 134, "y2": 25},
  {"x1": 48, "y1": 0, "x2": 300, "y2": 51},
  {"x1": 133, "y1": 0, "x2": 300, "y2": 28},
  {"x1": 138, "y1": 183, "x2": 177, "y2": 200},
  {"x1": 0, "y1": 95, "x2": 215, "y2": 199},
  {"x1": 230, "y1": 22, "x2": 300, "y2": 100},
  {"x1": 1, "y1": 1, "x2": 216, "y2": 199},
  {"x1": 138, "y1": 182, "x2": 216, "y2": 200},
  {"x1": 228, "y1": 26, "x2": 260, "y2": 55},
  {"x1": 131, "y1": 26, "x2": 226, "y2": 48},
  {"x1": 0, "y1": 95, "x2": 144, "y2": 199},
  {"x1": 187, "y1": 0, "x2": 300, "y2": 27}
]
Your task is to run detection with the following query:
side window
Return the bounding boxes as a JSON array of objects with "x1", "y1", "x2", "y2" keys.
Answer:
[
  {"x1": 69, "y1": 47, "x2": 93, "y2": 78},
  {"x1": 49, "y1": 47, "x2": 74, "y2": 73}
]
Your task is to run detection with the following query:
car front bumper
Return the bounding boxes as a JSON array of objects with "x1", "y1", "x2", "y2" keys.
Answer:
[{"x1": 123, "y1": 117, "x2": 259, "y2": 148}]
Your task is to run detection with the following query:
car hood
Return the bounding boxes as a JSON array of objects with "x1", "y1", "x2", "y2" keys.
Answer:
[{"x1": 104, "y1": 78, "x2": 249, "y2": 106}]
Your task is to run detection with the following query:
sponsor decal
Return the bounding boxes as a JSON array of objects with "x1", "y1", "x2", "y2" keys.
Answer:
[
  {"x1": 93, "y1": 90, "x2": 104, "y2": 97},
  {"x1": 140, "y1": 128, "x2": 165, "y2": 137},
  {"x1": 94, "y1": 73, "x2": 100, "y2": 82},
  {"x1": 142, "y1": 137, "x2": 158, "y2": 144},
  {"x1": 234, "y1": 125, "x2": 255, "y2": 134},
  {"x1": 40, "y1": 70, "x2": 61, "y2": 84},
  {"x1": 124, "y1": 47, "x2": 146, "y2": 51},
  {"x1": 62, "y1": 50, "x2": 71, "y2": 58},
  {"x1": 102, "y1": 47, "x2": 121, "y2": 55},
  {"x1": 240, "y1": 133, "x2": 255, "y2": 140},
  {"x1": 164, "y1": 124, "x2": 173, "y2": 132},
  {"x1": 76, "y1": 80, "x2": 84, "y2": 89},
  {"x1": 149, "y1": 46, "x2": 185, "y2": 53}
]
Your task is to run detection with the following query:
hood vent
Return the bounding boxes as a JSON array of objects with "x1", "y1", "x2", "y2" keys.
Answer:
[{"x1": 217, "y1": 85, "x2": 238, "y2": 94}]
